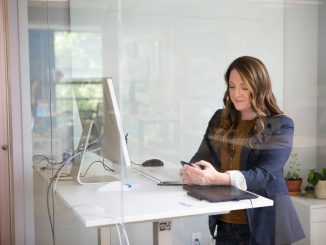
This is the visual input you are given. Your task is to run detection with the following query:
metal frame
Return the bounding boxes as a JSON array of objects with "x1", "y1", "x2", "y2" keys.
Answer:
[{"x1": 0, "y1": 0, "x2": 13, "y2": 244}]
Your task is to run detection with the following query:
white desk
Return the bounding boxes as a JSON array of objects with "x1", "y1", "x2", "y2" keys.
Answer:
[{"x1": 36, "y1": 168, "x2": 273, "y2": 245}]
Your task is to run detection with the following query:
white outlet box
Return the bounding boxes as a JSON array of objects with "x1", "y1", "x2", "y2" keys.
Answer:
[{"x1": 192, "y1": 232, "x2": 201, "y2": 245}]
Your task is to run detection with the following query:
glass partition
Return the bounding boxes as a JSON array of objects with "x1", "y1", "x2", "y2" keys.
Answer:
[
  {"x1": 70, "y1": 0, "x2": 284, "y2": 164},
  {"x1": 29, "y1": 1, "x2": 112, "y2": 245},
  {"x1": 27, "y1": 0, "x2": 326, "y2": 245}
]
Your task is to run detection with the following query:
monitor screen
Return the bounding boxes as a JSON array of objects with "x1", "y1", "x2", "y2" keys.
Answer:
[
  {"x1": 72, "y1": 77, "x2": 130, "y2": 176},
  {"x1": 100, "y1": 77, "x2": 131, "y2": 171}
]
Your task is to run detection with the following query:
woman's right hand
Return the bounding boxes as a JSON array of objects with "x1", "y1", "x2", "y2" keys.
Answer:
[{"x1": 181, "y1": 160, "x2": 230, "y2": 186}]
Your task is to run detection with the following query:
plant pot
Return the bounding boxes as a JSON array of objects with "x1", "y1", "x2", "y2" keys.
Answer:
[
  {"x1": 315, "y1": 180, "x2": 326, "y2": 199},
  {"x1": 286, "y1": 179, "x2": 302, "y2": 196}
]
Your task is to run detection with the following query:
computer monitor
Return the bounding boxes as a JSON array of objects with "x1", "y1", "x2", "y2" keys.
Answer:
[
  {"x1": 99, "y1": 77, "x2": 131, "y2": 172},
  {"x1": 71, "y1": 77, "x2": 131, "y2": 182}
]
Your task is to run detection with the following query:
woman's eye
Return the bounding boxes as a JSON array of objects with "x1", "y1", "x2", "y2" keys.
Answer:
[
  {"x1": 241, "y1": 86, "x2": 248, "y2": 90},
  {"x1": 229, "y1": 85, "x2": 235, "y2": 89}
]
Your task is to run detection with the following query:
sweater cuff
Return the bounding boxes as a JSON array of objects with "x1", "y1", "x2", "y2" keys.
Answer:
[{"x1": 226, "y1": 170, "x2": 247, "y2": 190}]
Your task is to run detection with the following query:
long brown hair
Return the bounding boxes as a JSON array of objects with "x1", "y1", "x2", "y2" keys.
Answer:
[{"x1": 215, "y1": 56, "x2": 283, "y2": 147}]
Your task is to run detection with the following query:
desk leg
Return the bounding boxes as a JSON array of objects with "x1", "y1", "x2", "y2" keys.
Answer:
[
  {"x1": 98, "y1": 227, "x2": 110, "y2": 245},
  {"x1": 153, "y1": 220, "x2": 172, "y2": 245}
]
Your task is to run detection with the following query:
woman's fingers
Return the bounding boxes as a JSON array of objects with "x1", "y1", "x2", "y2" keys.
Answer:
[
  {"x1": 181, "y1": 160, "x2": 221, "y2": 185},
  {"x1": 182, "y1": 164, "x2": 208, "y2": 185}
]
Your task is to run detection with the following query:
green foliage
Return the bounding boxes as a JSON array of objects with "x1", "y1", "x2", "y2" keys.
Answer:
[
  {"x1": 286, "y1": 152, "x2": 301, "y2": 180},
  {"x1": 54, "y1": 31, "x2": 102, "y2": 74},
  {"x1": 307, "y1": 168, "x2": 326, "y2": 187},
  {"x1": 301, "y1": 185, "x2": 316, "y2": 198},
  {"x1": 55, "y1": 80, "x2": 103, "y2": 127}
]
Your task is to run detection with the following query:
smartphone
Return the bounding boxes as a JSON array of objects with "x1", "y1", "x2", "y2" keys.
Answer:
[
  {"x1": 180, "y1": 160, "x2": 205, "y2": 170},
  {"x1": 180, "y1": 161, "x2": 193, "y2": 167}
]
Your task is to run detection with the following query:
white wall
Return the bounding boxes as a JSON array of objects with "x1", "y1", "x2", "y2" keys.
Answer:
[
  {"x1": 99, "y1": 0, "x2": 285, "y2": 164},
  {"x1": 317, "y1": 0, "x2": 326, "y2": 170},
  {"x1": 284, "y1": 1, "x2": 319, "y2": 187}
]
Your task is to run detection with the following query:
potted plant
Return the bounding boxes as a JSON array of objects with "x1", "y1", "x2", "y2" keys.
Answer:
[
  {"x1": 307, "y1": 168, "x2": 326, "y2": 198},
  {"x1": 285, "y1": 152, "x2": 302, "y2": 196}
]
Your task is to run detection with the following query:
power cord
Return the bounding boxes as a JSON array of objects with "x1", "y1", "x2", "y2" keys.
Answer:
[
  {"x1": 46, "y1": 140, "x2": 109, "y2": 241},
  {"x1": 46, "y1": 149, "x2": 82, "y2": 245},
  {"x1": 115, "y1": 223, "x2": 130, "y2": 245},
  {"x1": 81, "y1": 159, "x2": 114, "y2": 177},
  {"x1": 33, "y1": 154, "x2": 60, "y2": 169},
  {"x1": 130, "y1": 161, "x2": 142, "y2": 166},
  {"x1": 46, "y1": 140, "x2": 126, "y2": 245},
  {"x1": 125, "y1": 134, "x2": 143, "y2": 167},
  {"x1": 249, "y1": 198, "x2": 254, "y2": 245}
]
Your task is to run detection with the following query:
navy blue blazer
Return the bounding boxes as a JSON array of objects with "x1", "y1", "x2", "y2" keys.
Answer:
[{"x1": 190, "y1": 109, "x2": 305, "y2": 245}]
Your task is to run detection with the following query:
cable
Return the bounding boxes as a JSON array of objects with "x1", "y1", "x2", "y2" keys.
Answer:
[
  {"x1": 130, "y1": 161, "x2": 142, "y2": 166},
  {"x1": 81, "y1": 159, "x2": 114, "y2": 177},
  {"x1": 46, "y1": 140, "x2": 113, "y2": 244},
  {"x1": 115, "y1": 223, "x2": 130, "y2": 245},
  {"x1": 52, "y1": 150, "x2": 82, "y2": 192},
  {"x1": 249, "y1": 198, "x2": 254, "y2": 245},
  {"x1": 33, "y1": 154, "x2": 50, "y2": 164},
  {"x1": 116, "y1": 224, "x2": 123, "y2": 245},
  {"x1": 46, "y1": 176, "x2": 54, "y2": 245},
  {"x1": 50, "y1": 173, "x2": 70, "y2": 178},
  {"x1": 44, "y1": 0, "x2": 56, "y2": 241},
  {"x1": 46, "y1": 140, "x2": 104, "y2": 237},
  {"x1": 33, "y1": 154, "x2": 61, "y2": 169},
  {"x1": 46, "y1": 149, "x2": 82, "y2": 244},
  {"x1": 50, "y1": 140, "x2": 103, "y2": 193},
  {"x1": 121, "y1": 223, "x2": 130, "y2": 245},
  {"x1": 80, "y1": 142, "x2": 115, "y2": 176},
  {"x1": 47, "y1": 157, "x2": 71, "y2": 232}
]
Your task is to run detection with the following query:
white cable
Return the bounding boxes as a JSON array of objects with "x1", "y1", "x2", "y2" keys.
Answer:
[
  {"x1": 50, "y1": 148, "x2": 131, "y2": 245},
  {"x1": 53, "y1": 164, "x2": 69, "y2": 193},
  {"x1": 53, "y1": 151, "x2": 81, "y2": 193},
  {"x1": 52, "y1": 142, "x2": 101, "y2": 192},
  {"x1": 53, "y1": 158, "x2": 72, "y2": 192},
  {"x1": 120, "y1": 223, "x2": 130, "y2": 245},
  {"x1": 115, "y1": 223, "x2": 123, "y2": 245},
  {"x1": 114, "y1": 222, "x2": 130, "y2": 245}
]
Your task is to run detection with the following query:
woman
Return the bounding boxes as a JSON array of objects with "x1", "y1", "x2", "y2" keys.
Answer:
[{"x1": 182, "y1": 56, "x2": 304, "y2": 245}]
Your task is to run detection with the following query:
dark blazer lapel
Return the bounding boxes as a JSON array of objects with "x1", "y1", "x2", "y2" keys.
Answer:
[
  {"x1": 240, "y1": 146, "x2": 251, "y2": 170},
  {"x1": 240, "y1": 125, "x2": 254, "y2": 170},
  {"x1": 239, "y1": 119, "x2": 273, "y2": 170}
]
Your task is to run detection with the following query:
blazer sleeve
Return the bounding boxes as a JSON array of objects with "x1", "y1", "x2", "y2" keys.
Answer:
[
  {"x1": 241, "y1": 115, "x2": 294, "y2": 194},
  {"x1": 189, "y1": 109, "x2": 222, "y2": 166}
]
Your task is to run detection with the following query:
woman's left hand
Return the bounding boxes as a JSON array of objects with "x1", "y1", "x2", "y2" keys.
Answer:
[{"x1": 181, "y1": 160, "x2": 230, "y2": 185}]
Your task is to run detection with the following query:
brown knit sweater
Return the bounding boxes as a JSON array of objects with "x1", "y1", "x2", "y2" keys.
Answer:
[{"x1": 218, "y1": 120, "x2": 254, "y2": 224}]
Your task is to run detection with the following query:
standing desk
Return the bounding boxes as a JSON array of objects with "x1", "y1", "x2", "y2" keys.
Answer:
[{"x1": 36, "y1": 168, "x2": 273, "y2": 245}]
